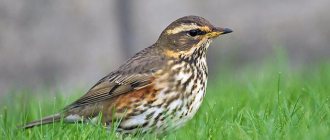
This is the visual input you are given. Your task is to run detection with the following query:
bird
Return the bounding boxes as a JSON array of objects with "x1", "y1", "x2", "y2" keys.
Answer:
[{"x1": 22, "y1": 15, "x2": 232, "y2": 134}]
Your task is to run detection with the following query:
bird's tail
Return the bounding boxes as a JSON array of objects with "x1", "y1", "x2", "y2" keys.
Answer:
[{"x1": 21, "y1": 113, "x2": 61, "y2": 129}]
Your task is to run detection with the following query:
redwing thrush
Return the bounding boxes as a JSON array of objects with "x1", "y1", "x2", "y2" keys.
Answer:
[{"x1": 22, "y1": 15, "x2": 232, "y2": 134}]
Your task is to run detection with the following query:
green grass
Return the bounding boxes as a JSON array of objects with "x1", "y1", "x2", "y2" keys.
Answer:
[{"x1": 1, "y1": 59, "x2": 330, "y2": 139}]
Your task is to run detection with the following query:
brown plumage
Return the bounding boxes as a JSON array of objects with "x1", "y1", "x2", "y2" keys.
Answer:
[{"x1": 22, "y1": 15, "x2": 232, "y2": 134}]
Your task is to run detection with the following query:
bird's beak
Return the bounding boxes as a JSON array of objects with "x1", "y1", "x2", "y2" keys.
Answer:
[{"x1": 207, "y1": 27, "x2": 233, "y2": 38}]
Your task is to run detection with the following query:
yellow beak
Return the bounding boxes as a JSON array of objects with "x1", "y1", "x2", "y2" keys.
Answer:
[{"x1": 207, "y1": 27, "x2": 233, "y2": 38}]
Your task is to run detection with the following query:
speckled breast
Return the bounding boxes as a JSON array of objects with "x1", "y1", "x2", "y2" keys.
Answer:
[{"x1": 116, "y1": 44, "x2": 209, "y2": 134}]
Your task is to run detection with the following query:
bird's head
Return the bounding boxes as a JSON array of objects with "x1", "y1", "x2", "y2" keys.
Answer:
[{"x1": 157, "y1": 16, "x2": 232, "y2": 59}]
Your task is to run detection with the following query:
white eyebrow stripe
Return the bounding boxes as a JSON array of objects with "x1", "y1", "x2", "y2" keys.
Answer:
[{"x1": 166, "y1": 23, "x2": 200, "y2": 34}]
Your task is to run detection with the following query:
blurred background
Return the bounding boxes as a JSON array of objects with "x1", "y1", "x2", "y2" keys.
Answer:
[{"x1": 0, "y1": 0, "x2": 329, "y2": 96}]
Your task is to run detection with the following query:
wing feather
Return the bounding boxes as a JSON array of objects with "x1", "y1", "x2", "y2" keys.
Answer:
[
  {"x1": 68, "y1": 74, "x2": 154, "y2": 108},
  {"x1": 65, "y1": 45, "x2": 166, "y2": 110}
]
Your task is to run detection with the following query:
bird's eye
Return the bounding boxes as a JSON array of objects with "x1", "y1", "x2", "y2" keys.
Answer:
[
  {"x1": 188, "y1": 30, "x2": 198, "y2": 36},
  {"x1": 187, "y1": 29, "x2": 206, "y2": 37}
]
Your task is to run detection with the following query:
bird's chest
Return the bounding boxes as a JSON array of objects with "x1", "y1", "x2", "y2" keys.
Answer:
[
  {"x1": 117, "y1": 59, "x2": 208, "y2": 134},
  {"x1": 152, "y1": 57, "x2": 208, "y2": 131}
]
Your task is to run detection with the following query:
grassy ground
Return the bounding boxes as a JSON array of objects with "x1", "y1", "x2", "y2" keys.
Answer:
[{"x1": 1, "y1": 58, "x2": 330, "y2": 139}]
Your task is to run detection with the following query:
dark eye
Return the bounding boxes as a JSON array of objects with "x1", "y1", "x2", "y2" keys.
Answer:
[
  {"x1": 187, "y1": 29, "x2": 206, "y2": 37},
  {"x1": 188, "y1": 29, "x2": 199, "y2": 36}
]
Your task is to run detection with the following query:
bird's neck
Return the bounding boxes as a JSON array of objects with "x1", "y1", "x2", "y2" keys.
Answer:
[{"x1": 179, "y1": 39, "x2": 211, "y2": 64}]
